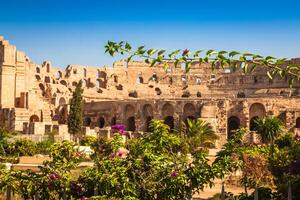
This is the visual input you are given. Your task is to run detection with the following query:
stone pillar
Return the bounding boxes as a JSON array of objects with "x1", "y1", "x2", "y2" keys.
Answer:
[{"x1": 0, "y1": 39, "x2": 16, "y2": 108}]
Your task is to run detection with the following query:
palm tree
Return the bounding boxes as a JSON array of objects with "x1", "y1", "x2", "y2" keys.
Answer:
[
  {"x1": 254, "y1": 116, "x2": 283, "y2": 144},
  {"x1": 180, "y1": 119, "x2": 219, "y2": 153}
]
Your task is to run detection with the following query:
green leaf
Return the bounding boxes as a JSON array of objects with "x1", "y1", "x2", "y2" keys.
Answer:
[
  {"x1": 243, "y1": 63, "x2": 249, "y2": 73},
  {"x1": 194, "y1": 50, "x2": 203, "y2": 57},
  {"x1": 218, "y1": 51, "x2": 227, "y2": 55},
  {"x1": 127, "y1": 55, "x2": 134, "y2": 63},
  {"x1": 267, "y1": 71, "x2": 273, "y2": 80},
  {"x1": 250, "y1": 64, "x2": 256, "y2": 73},
  {"x1": 147, "y1": 49, "x2": 157, "y2": 56},
  {"x1": 125, "y1": 42, "x2": 131, "y2": 50},
  {"x1": 206, "y1": 49, "x2": 217, "y2": 56},
  {"x1": 229, "y1": 51, "x2": 240, "y2": 57},
  {"x1": 157, "y1": 50, "x2": 166, "y2": 56},
  {"x1": 168, "y1": 49, "x2": 180, "y2": 58}
]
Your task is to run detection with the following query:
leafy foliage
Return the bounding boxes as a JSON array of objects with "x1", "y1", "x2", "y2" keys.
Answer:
[
  {"x1": 254, "y1": 116, "x2": 283, "y2": 144},
  {"x1": 179, "y1": 119, "x2": 219, "y2": 153},
  {"x1": 104, "y1": 41, "x2": 300, "y2": 87},
  {"x1": 68, "y1": 80, "x2": 84, "y2": 135}
]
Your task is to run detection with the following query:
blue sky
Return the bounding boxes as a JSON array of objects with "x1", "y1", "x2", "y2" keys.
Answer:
[{"x1": 1, "y1": 0, "x2": 300, "y2": 68}]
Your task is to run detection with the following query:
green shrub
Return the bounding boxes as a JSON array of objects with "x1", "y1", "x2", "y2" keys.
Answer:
[
  {"x1": 7, "y1": 139, "x2": 36, "y2": 156},
  {"x1": 36, "y1": 140, "x2": 55, "y2": 155},
  {"x1": 80, "y1": 135, "x2": 97, "y2": 146}
]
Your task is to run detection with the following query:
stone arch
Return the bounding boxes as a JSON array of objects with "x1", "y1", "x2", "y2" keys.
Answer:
[
  {"x1": 249, "y1": 103, "x2": 266, "y2": 118},
  {"x1": 46, "y1": 63, "x2": 50, "y2": 73},
  {"x1": 111, "y1": 116, "x2": 117, "y2": 126},
  {"x1": 96, "y1": 79, "x2": 106, "y2": 89},
  {"x1": 30, "y1": 115, "x2": 39, "y2": 122},
  {"x1": 183, "y1": 103, "x2": 196, "y2": 121},
  {"x1": 250, "y1": 116, "x2": 259, "y2": 131},
  {"x1": 44, "y1": 76, "x2": 51, "y2": 83},
  {"x1": 125, "y1": 104, "x2": 135, "y2": 118},
  {"x1": 227, "y1": 116, "x2": 240, "y2": 138},
  {"x1": 36, "y1": 67, "x2": 40, "y2": 73},
  {"x1": 84, "y1": 117, "x2": 91, "y2": 127},
  {"x1": 60, "y1": 80, "x2": 68, "y2": 86},
  {"x1": 59, "y1": 97, "x2": 66, "y2": 106},
  {"x1": 164, "y1": 116, "x2": 174, "y2": 131},
  {"x1": 112, "y1": 75, "x2": 118, "y2": 83},
  {"x1": 39, "y1": 83, "x2": 45, "y2": 91},
  {"x1": 58, "y1": 107, "x2": 67, "y2": 124},
  {"x1": 162, "y1": 103, "x2": 174, "y2": 117},
  {"x1": 98, "y1": 71, "x2": 107, "y2": 79},
  {"x1": 137, "y1": 76, "x2": 144, "y2": 84},
  {"x1": 142, "y1": 104, "x2": 154, "y2": 132},
  {"x1": 127, "y1": 116, "x2": 136, "y2": 131},
  {"x1": 72, "y1": 81, "x2": 77, "y2": 87},
  {"x1": 55, "y1": 71, "x2": 62, "y2": 79},
  {"x1": 98, "y1": 116, "x2": 105, "y2": 128},
  {"x1": 125, "y1": 104, "x2": 136, "y2": 131},
  {"x1": 296, "y1": 117, "x2": 300, "y2": 128}
]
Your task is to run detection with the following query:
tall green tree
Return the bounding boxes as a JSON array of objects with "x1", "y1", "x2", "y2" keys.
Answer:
[
  {"x1": 254, "y1": 116, "x2": 283, "y2": 144},
  {"x1": 68, "y1": 80, "x2": 83, "y2": 135}
]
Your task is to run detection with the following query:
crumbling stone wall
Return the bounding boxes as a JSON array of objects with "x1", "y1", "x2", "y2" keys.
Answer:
[{"x1": 1, "y1": 36, "x2": 300, "y2": 146}]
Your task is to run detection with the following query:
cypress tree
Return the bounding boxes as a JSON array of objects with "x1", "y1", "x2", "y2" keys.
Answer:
[{"x1": 68, "y1": 80, "x2": 83, "y2": 135}]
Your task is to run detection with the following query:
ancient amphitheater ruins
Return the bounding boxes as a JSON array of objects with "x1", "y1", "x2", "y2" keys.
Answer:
[{"x1": 1, "y1": 36, "x2": 300, "y2": 146}]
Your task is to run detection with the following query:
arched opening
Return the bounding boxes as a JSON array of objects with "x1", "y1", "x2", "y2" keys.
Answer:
[
  {"x1": 237, "y1": 92, "x2": 245, "y2": 98},
  {"x1": 142, "y1": 104, "x2": 153, "y2": 132},
  {"x1": 98, "y1": 71, "x2": 107, "y2": 79},
  {"x1": 145, "y1": 116, "x2": 152, "y2": 132},
  {"x1": 84, "y1": 117, "x2": 91, "y2": 127},
  {"x1": 162, "y1": 103, "x2": 174, "y2": 115},
  {"x1": 60, "y1": 80, "x2": 67, "y2": 86},
  {"x1": 39, "y1": 83, "x2": 45, "y2": 91},
  {"x1": 296, "y1": 117, "x2": 300, "y2": 128},
  {"x1": 46, "y1": 63, "x2": 50, "y2": 73},
  {"x1": 250, "y1": 116, "x2": 259, "y2": 131},
  {"x1": 72, "y1": 81, "x2": 77, "y2": 87},
  {"x1": 249, "y1": 103, "x2": 266, "y2": 130},
  {"x1": 98, "y1": 117, "x2": 105, "y2": 128},
  {"x1": 164, "y1": 116, "x2": 174, "y2": 131},
  {"x1": 113, "y1": 75, "x2": 118, "y2": 83},
  {"x1": 35, "y1": 75, "x2": 41, "y2": 81},
  {"x1": 58, "y1": 107, "x2": 67, "y2": 124},
  {"x1": 55, "y1": 71, "x2": 62, "y2": 79},
  {"x1": 36, "y1": 67, "x2": 40, "y2": 73},
  {"x1": 127, "y1": 116, "x2": 136, "y2": 131},
  {"x1": 183, "y1": 103, "x2": 196, "y2": 121},
  {"x1": 96, "y1": 79, "x2": 106, "y2": 89},
  {"x1": 83, "y1": 68, "x2": 87, "y2": 77},
  {"x1": 227, "y1": 116, "x2": 240, "y2": 138},
  {"x1": 111, "y1": 116, "x2": 117, "y2": 126},
  {"x1": 59, "y1": 97, "x2": 66, "y2": 106},
  {"x1": 44, "y1": 76, "x2": 51, "y2": 83},
  {"x1": 30, "y1": 115, "x2": 40, "y2": 123},
  {"x1": 137, "y1": 76, "x2": 144, "y2": 84}
]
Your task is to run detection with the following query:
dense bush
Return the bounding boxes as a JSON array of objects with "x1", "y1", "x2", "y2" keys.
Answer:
[{"x1": 80, "y1": 135, "x2": 97, "y2": 146}]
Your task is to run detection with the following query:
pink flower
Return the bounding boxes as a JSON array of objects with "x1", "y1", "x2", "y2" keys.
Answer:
[
  {"x1": 49, "y1": 172, "x2": 61, "y2": 180},
  {"x1": 111, "y1": 124, "x2": 127, "y2": 135},
  {"x1": 111, "y1": 148, "x2": 128, "y2": 159},
  {"x1": 171, "y1": 170, "x2": 178, "y2": 177},
  {"x1": 81, "y1": 196, "x2": 86, "y2": 200}
]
